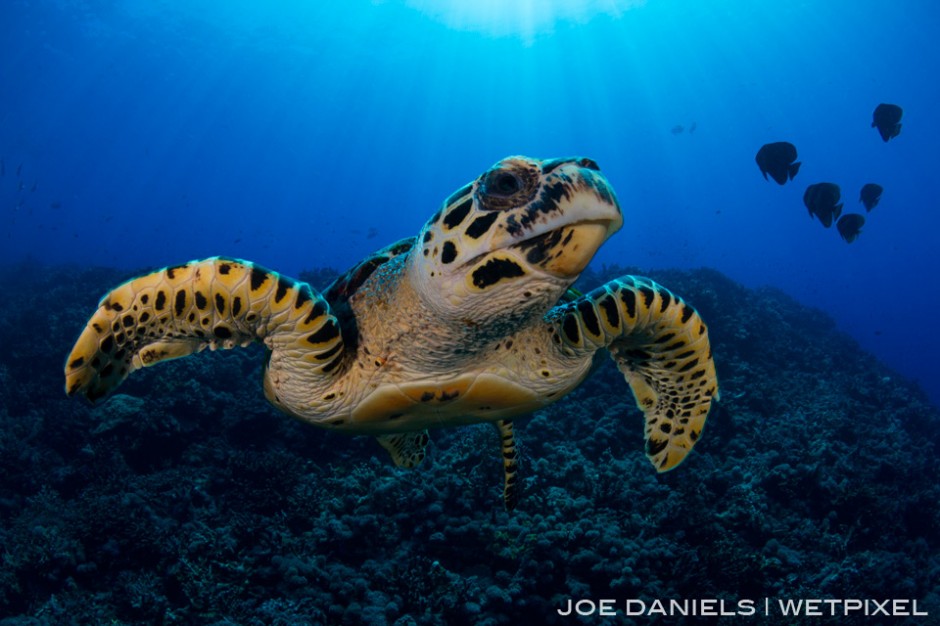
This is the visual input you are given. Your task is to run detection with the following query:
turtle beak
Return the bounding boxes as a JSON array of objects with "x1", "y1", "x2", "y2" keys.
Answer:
[
  {"x1": 538, "y1": 220, "x2": 617, "y2": 277},
  {"x1": 540, "y1": 160, "x2": 622, "y2": 277},
  {"x1": 508, "y1": 160, "x2": 622, "y2": 279}
]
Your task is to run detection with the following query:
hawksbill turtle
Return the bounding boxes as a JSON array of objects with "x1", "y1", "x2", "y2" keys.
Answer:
[{"x1": 64, "y1": 156, "x2": 718, "y2": 509}]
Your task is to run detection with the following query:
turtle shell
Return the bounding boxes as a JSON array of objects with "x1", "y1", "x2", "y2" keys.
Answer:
[
  {"x1": 323, "y1": 237, "x2": 416, "y2": 350},
  {"x1": 324, "y1": 237, "x2": 416, "y2": 307}
]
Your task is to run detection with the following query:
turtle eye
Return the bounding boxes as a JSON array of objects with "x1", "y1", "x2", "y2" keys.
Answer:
[
  {"x1": 477, "y1": 161, "x2": 539, "y2": 212},
  {"x1": 485, "y1": 171, "x2": 522, "y2": 197}
]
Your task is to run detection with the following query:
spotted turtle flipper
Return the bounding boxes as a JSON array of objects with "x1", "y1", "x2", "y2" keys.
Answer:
[
  {"x1": 64, "y1": 257, "x2": 344, "y2": 404},
  {"x1": 495, "y1": 419, "x2": 520, "y2": 511},
  {"x1": 376, "y1": 431, "x2": 430, "y2": 468},
  {"x1": 551, "y1": 276, "x2": 718, "y2": 471}
]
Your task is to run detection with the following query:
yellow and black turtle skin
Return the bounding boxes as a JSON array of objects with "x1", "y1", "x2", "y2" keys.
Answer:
[{"x1": 64, "y1": 156, "x2": 719, "y2": 510}]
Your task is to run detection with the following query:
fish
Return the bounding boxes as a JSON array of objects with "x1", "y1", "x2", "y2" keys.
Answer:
[
  {"x1": 689, "y1": 121, "x2": 697, "y2": 134},
  {"x1": 803, "y1": 182, "x2": 843, "y2": 228},
  {"x1": 837, "y1": 213, "x2": 865, "y2": 243},
  {"x1": 756, "y1": 142, "x2": 801, "y2": 185},
  {"x1": 859, "y1": 183, "x2": 883, "y2": 211},
  {"x1": 872, "y1": 103, "x2": 902, "y2": 142},
  {"x1": 671, "y1": 125, "x2": 684, "y2": 135},
  {"x1": 16, "y1": 163, "x2": 22, "y2": 177}
]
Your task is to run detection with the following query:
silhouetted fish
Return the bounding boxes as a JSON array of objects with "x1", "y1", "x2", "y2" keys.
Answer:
[
  {"x1": 16, "y1": 163, "x2": 22, "y2": 177},
  {"x1": 756, "y1": 142, "x2": 801, "y2": 185},
  {"x1": 837, "y1": 214, "x2": 865, "y2": 243},
  {"x1": 689, "y1": 121, "x2": 697, "y2": 134},
  {"x1": 804, "y1": 182, "x2": 843, "y2": 228},
  {"x1": 671, "y1": 125, "x2": 684, "y2": 135},
  {"x1": 859, "y1": 183, "x2": 883, "y2": 211},
  {"x1": 872, "y1": 103, "x2": 902, "y2": 142}
]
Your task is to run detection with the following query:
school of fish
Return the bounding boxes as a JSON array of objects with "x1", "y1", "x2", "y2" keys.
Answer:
[{"x1": 754, "y1": 102, "x2": 903, "y2": 244}]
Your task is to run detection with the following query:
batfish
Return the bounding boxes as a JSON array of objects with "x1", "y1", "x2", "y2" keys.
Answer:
[
  {"x1": 859, "y1": 183, "x2": 883, "y2": 211},
  {"x1": 756, "y1": 142, "x2": 801, "y2": 185},
  {"x1": 837, "y1": 214, "x2": 865, "y2": 243},
  {"x1": 804, "y1": 182, "x2": 843, "y2": 228},
  {"x1": 872, "y1": 103, "x2": 902, "y2": 142}
]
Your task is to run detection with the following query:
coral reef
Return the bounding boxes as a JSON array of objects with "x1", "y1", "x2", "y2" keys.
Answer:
[{"x1": 0, "y1": 261, "x2": 937, "y2": 624}]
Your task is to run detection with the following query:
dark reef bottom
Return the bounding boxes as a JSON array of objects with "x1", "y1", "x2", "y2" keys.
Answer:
[{"x1": 0, "y1": 262, "x2": 938, "y2": 625}]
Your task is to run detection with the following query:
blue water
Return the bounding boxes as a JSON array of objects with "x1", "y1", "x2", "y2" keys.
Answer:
[{"x1": 1, "y1": 0, "x2": 938, "y2": 406}]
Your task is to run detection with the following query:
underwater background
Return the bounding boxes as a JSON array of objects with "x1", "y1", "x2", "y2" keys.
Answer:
[{"x1": 1, "y1": 1, "x2": 939, "y2": 624}]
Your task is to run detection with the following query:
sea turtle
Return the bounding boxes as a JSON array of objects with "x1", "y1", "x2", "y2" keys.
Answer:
[{"x1": 64, "y1": 156, "x2": 719, "y2": 509}]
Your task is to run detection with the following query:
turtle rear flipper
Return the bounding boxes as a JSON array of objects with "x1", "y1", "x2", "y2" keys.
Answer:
[
  {"x1": 64, "y1": 257, "x2": 344, "y2": 404},
  {"x1": 377, "y1": 420, "x2": 521, "y2": 511},
  {"x1": 552, "y1": 276, "x2": 718, "y2": 471},
  {"x1": 376, "y1": 431, "x2": 430, "y2": 468},
  {"x1": 495, "y1": 419, "x2": 520, "y2": 511}
]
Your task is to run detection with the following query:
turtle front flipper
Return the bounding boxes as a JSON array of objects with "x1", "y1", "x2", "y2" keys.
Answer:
[
  {"x1": 551, "y1": 276, "x2": 718, "y2": 472},
  {"x1": 64, "y1": 257, "x2": 344, "y2": 404}
]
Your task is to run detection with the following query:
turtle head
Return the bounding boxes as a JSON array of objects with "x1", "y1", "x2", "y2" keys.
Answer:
[{"x1": 410, "y1": 156, "x2": 622, "y2": 323}]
